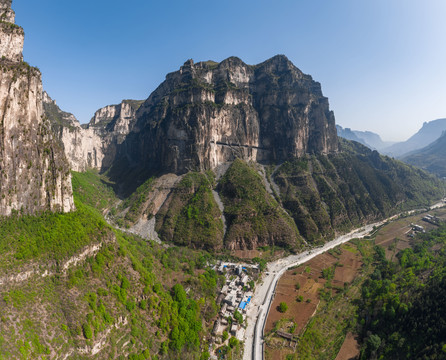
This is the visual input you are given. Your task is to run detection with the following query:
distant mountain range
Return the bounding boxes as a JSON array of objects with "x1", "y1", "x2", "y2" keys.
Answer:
[
  {"x1": 338, "y1": 119, "x2": 446, "y2": 180},
  {"x1": 403, "y1": 131, "x2": 446, "y2": 178},
  {"x1": 382, "y1": 118, "x2": 446, "y2": 158},
  {"x1": 336, "y1": 125, "x2": 394, "y2": 151}
]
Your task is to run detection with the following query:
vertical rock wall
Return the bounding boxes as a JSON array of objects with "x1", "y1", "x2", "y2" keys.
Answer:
[{"x1": 0, "y1": 0, "x2": 74, "y2": 216}]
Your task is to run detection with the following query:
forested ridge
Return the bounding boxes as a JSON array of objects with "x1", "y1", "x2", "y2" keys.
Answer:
[{"x1": 358, "y1": 225, "x2": 446, "y2": 359}]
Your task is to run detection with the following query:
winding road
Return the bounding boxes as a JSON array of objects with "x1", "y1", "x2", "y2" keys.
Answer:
[{"x1": 242, "y1": 201, "x2": 445, "y2": 360}]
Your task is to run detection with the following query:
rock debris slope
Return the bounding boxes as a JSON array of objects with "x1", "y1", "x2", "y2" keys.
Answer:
[{"x1": 0, "y1": 0, "x2": 73, "y2": 216}]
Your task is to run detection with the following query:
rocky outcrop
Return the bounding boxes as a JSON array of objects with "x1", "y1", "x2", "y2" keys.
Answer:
[
  {"x1": 0, "y1": 0, "x2": 74, "y2": 216},
  {"x1": 85, "y1": 99, "x2": 143, "y2": 169},
  {"x1": 43, "y1": 92, "x2": 104, "y2": 172},
  {"x1": 0, "y1": 0, "x2": 22, "y2": 62},
  {"x1": 113, "y1": 55, "x2": 338, "y2": 179},
  {"x1": 45, "y1": 95, "x2": 142, "y2": 172}
]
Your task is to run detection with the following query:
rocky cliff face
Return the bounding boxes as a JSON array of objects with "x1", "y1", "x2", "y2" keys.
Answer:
[
  {"x1": 45, "y1": 95, "x2": 142, "y2": 172},
  {"x1": 85, "y1": 99, "x2": 143, "y2": 169},
  {"x1": 0, "y1": 0, "x2": 73, "y2": 216},
  {"x1": 116, "y1": 55, "x2": 338, "y2": 178}
]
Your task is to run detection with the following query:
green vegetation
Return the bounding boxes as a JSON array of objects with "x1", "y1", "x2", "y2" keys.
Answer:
[
  {"x1": 0, "y1": 176, "x2": 223, "y2": 359},
  {"x1": 233, "y1": 310, "x2": 243, "y2": 324},
  {"x1": 358, "y1": 224, "x2": 446, "y2": 359},
  {"x1": 219, "y1": 159, "x2": 301, "y2": 250},
  {"x1": 43, "y1": 96, "x2": 77, "y2": 132},
  {"x1": 275, "y1": 139, "x2": 443, "y2": 244},
  {"x1": 117, "y1": 176, "x2": 155, "y2": 225},
  {"x1": 278, "y1": 302, "x2": 288, "y2": 313},
  {"x1": 71, "y1": 170, "x2": 118, "y2": 213},
  {"x1": 156, "y1": 172, "x2": 224, "y2": 250},
  {"x1": 0, "y1": 199, "x2": 109, "y2": 267}
]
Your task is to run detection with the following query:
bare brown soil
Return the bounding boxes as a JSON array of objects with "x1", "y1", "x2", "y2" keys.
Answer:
[
  {"x1": 231, "y1": 249, "x2": 261, "y2": 259},
  {"x1": 265, "y1": 246, "x2": 361, "y2": 336},
  {"x1": 335, "y1": 332, "x2": 360, "y2": 360}
]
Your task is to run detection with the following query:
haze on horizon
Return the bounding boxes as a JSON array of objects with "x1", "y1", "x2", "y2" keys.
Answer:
[{"x1": 14, "y1": 0, "x2": 446, "y2": 142}]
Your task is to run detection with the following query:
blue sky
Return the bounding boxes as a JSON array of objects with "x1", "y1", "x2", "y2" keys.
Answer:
[{"x1": 14, "y1": 0, "x2": 446, "y2": 141}]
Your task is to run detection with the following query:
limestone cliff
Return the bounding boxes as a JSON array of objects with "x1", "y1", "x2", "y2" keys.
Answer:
[
  {"x1": 43, "y1": 92, "x2": 104, "y2": 172},
  {"x1": 85, "y1": 99, "x2": 143, "y2": 169},
  {"x1": 116, "y1": 55, "x2": 338, "y2": 179},
  {"x1": 45, "y1": 95, "x2": 142, "y2": 172},
  {"x1": 0, "y1": 0, "x2": 73, "y2": 216}
]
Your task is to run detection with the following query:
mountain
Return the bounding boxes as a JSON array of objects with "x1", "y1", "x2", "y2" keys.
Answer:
[
  {"x1": 45, "y1": 55, "x2": 444, "y2": 251},
  {"x1": 382, "y1": 118, "x2": 446, "y2": 158},
  {"x1": 1, "y1": 11, "x2": 444, "y2": 357},
  {"x1": 355, "y1": 130, "x2": 394, "y2": 150},
  {"x1": 402, "y1": 131, "x2": 446, "y2": 178},
  {"x1": 0, "y1": 0, "x2": 73, "y2": 216},
  {"x1": 336, "y1": 125, "x2": 368, "y2": 146},
  {"x1": 44, "y1": 93, "x2": 143, "y2": 172},
  {"x1": 336, "y1": 125, "x2": 394, "y2": 151},
  {"x1": 110, "y1": 55, "x2": 338, "y2": 185}
]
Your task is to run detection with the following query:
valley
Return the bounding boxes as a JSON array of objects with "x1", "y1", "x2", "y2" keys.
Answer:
[
  {"x1": 1, "y1": 1, "x2": 446, "y2": 359},
  {"x1": 259, "y1": 204, "x2": 446, "y2": 360}
]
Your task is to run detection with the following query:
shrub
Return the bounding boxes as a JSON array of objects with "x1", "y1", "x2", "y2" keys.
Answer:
[
  {"x1": 82, "y1": 323, "x2": 93, "y2": 339},
  {"x1": 278, "y1": 302, "x2": 288, "y2": 313}
]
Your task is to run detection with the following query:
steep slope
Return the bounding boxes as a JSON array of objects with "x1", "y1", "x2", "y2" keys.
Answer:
[
  {"x1": 218, "y1": 159, "x2": 301, "y2": 250},
  {"x1": 402, "y1": 131, "x2": 446, "y2": 178},
  {"x1": 0, "y1": 198, "x2": 221, "y2": 359},
  {"x1": 92, "y1": 56, "x2": 441, "y2": 250},
  {"x1": 84, "y1": 100, "x2": 143, "y2": 169},
  {"x1": 156, "y1": 172, "x2": 224, "y2": 250},
  {"x1": 44, "y1": 93, "x2": 143, "y2": 172},
  {"x1": 0, "y1": 0, "x2": 73, "y2": 216},
  {"x1": 108, "y1": 55, "x2": 338, "y2": 190},
  {"x1": 273, "y1": 139, "x2": 442, "y2": 244},
  {"x1": 383, "y1": 118, "x2": 446, "y2": 158}
]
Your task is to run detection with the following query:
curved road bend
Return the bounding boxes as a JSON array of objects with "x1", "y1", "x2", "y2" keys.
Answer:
[{"x1": 242, "y1": 201, "x2": 446, "y2": 360}]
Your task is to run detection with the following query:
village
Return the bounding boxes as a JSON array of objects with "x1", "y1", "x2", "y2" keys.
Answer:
[{"x1": 208, "y1": 261, "x2": 259, "y2": 358}]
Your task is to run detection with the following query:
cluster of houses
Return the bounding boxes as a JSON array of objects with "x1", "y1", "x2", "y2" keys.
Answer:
[
  {"x1": 411, "y1": 223, "x2": 425, "y2": 234},
  {"x1": 210, "y1": 262, "x2": 258, "y2": 347},
  {"x1": 422, "y1": 214, "x2": 440, "y2": 226},
  {"x1": 408, "y1": 214, "x2": 443, "y2": 238}
]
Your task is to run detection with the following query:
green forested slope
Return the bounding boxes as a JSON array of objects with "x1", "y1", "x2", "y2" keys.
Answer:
[
  {"x1": 274, "y1": 139, "x2": 442, "y2": 244},
  {"x1": 0, "y1": 188, "x2": 220, "y2": 359},
  {"x1": 358, "y1": 225, "x2": 446, "y2": 359},
  {"x1": 218, "y1": 159, "x2": 302, "y2": 251},
  {"x1": 156, "y1": 172, "x2": 224, "y2": 250}
]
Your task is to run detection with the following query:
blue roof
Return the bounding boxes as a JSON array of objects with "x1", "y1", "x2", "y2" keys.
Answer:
[
  {"x1": 247, "y1": 296, "x2": 251, "y2": 303},
  {"x1": 239, "y1": 302, "x2": 247, "y2": 309}
]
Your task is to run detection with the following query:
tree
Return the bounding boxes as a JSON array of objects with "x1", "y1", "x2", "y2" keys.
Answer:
[
  {"x1": 278, "y1": 302, "x2": 288, "y2": 313},
  {"x1": 233, "y1": 310, "x2": 243, "y2": 324},
  {"x1": 229, "y1": 336, "x2": 239, "y2": 348},
  {"x1": 367, "y1": 334, "x2": 381, "y2": 352},
  {"x1": 222, "y1": 331, "x2": 229, "y2": 342},
  {"x1": 82, "y1": 323, "x2": 93, "y2": 339}
]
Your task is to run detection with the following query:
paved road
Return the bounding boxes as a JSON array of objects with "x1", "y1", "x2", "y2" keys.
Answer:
[{"x1": 242, "y1": 200, "x2": 445, "y2": 360}]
